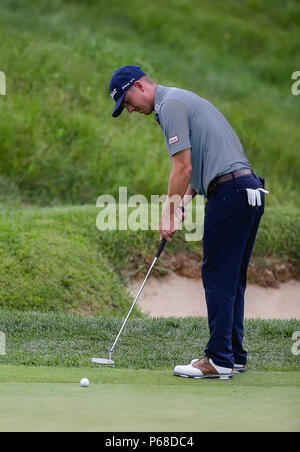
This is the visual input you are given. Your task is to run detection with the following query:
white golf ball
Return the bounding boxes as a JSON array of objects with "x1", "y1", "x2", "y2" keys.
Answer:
[{"x1": 80, "y1": 378, "x2": 89, "y2": 387}]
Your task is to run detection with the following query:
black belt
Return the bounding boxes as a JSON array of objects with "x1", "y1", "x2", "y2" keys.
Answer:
[{"x1": 208, "y1": 169, "x2": 252, "y2": 196}]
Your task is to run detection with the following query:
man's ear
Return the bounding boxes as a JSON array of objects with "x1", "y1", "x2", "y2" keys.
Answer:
[{"x1": 134, "y1": 80, "x2": 144, "y2": 92}]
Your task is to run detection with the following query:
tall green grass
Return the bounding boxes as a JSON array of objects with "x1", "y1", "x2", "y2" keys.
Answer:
[{"x1": 0, "y1": 0, "x2": 299, "y2": 206}]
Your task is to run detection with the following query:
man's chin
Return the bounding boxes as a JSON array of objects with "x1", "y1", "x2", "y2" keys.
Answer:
[{"x1": 139, "y1": 108, "x2": 153, "y2": 115}]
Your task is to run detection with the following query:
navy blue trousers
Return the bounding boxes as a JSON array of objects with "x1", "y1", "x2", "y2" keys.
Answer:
[{"x1": 202, "y1": 171, "x2": 265, "y2": 368}]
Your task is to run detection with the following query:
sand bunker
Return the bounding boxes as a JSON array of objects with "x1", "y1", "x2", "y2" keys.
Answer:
[{"x1": 128, "y1": 274, "x2": 300, "y2": 319}]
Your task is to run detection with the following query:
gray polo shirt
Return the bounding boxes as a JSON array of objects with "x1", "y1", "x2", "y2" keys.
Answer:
[{"x1": 154, "y1": 84, "x2": 250, "y2": 196}]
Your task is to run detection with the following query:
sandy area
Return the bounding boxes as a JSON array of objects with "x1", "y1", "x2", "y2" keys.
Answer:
[{"x1": 128, "y1": 273, "x2": 300, "y2": 319}]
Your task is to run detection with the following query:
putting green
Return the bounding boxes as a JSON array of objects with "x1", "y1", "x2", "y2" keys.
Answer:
[{"x1": 0, "y1": 365, "x2": 299, "y2": 432}]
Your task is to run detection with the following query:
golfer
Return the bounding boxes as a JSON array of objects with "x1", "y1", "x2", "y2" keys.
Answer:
[{"x1": 109, "y1": 65, "x2": 267, "y2": 380}]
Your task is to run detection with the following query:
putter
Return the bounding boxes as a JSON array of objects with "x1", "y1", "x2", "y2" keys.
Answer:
[{"x1": 92, "y1": 238, "x2": 167, "y2": 366}]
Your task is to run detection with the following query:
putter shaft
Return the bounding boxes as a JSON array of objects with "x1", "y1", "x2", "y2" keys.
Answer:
[
  {"x1": 109, "y1": 256, "x2": 158, "y2": 356},
  {"x1": 108, "y1": 238, "x2": 167, "y2": 359},
  {"x1": 92, "y1": 239, "x2": 166, "y2": 365}
]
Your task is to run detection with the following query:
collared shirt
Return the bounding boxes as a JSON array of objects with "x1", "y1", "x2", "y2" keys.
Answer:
[{"x1": 154, "y1": 84, "x2": 250, "y2": 196}]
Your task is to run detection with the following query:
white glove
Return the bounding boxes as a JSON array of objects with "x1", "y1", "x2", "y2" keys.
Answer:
[{"x1": 246, "y1": 188, "x2": 269, "y2": 206}]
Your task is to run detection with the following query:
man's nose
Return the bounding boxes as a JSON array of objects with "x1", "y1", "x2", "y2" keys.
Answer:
[{"x1": 127, "y1": 105, "x2": 135, "y2": 113}]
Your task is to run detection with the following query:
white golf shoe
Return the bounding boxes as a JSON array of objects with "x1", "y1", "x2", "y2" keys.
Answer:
[{"x1": 174, "y1": 357, "x2": 233, "y2": 380}]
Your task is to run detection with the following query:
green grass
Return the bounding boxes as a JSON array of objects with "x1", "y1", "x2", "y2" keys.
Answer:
[
  {"x1": 1, "y1": 308, "x2": 299, "y2": 431},
  {"x1": 0, "y1": 205, "x2": 135, "y2": 315},
  {"x1": 1, "y1": 2, "x2": 299, "y2": 431},
  {"x1": 0, "y1": 366, "x2": 299, "y2": 431},
  {"x1": 0, "y1": 204, "x2": 299, "y2": 313},
  {"x1": 0, "y1": 0, "x2": 299, "y2": 206},
  {"x1": 1, "y1": 309, "x2": 299, "y2": 370}
]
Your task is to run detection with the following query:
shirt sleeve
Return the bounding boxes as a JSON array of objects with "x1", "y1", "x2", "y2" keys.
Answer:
[{"x1": 159, "y1": 99, "x2": 191, "y2": 157}]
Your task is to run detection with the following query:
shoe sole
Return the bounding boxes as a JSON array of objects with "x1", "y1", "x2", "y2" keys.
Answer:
[{"x1": 174, "y1": 372, "x2": 233, "y2": 380}]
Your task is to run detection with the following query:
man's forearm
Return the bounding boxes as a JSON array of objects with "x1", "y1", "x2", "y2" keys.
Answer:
[{"x1": 164, "y1": 167, "x2": 191, "y2": 216}]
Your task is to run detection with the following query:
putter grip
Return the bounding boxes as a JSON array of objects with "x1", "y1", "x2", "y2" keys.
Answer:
[{"x1": 155, "y1": 238, "x2": 167, "y2": 258}]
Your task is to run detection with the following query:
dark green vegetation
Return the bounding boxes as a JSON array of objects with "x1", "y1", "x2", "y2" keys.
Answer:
[
  {"x1": 0, "y1": 205, "x2": 299, "y2": 313},
  {"x1": 1, "y1": 366, "x2": 300, "y2": 431},
  {"x1": 0, "y1": 0, "x2": 299, "y2": 206},
  {"x1": 0, "y1": 309, "x2": 299, "y2": 370}
]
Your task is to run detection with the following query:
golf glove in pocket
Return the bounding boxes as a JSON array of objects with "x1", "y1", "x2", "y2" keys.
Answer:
[{"x1": 246, "y1": 188, "x2": 269, "y2": 206}]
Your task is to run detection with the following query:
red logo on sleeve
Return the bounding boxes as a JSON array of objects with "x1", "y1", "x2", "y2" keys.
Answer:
[{"x1": 169, "y1": 135, "x2": 179, "y2": 145}]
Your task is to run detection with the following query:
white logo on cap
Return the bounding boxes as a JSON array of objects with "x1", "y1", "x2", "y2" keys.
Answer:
[
  {"x1": 122, "y1": 77, "x2": 136, "y2": 90},
  {"x1": 110, "y1": 88, "x2": 117, "y2": 99}
]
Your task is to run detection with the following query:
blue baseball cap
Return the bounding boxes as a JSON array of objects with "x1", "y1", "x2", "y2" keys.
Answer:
[{"x1": 109, "y1": 65, "x2": 145, "y2": 118}]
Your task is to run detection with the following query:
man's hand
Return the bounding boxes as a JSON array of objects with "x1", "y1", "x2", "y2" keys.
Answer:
[
  {"x1": 175, "y1": 205, "x2": 186, "y2": 223},
  {"x1": 159, "y1": 209, "x2": 182, "y2": 242}
]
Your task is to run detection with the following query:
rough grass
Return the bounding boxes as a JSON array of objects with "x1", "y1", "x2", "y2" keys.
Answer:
[
  {"x1": 0, "y1": 205, "x2": 135, "y2": 315},
  {"x1": 0, "y1": 204, "x2": 299, "y2": 313},
  {"x1": 0, "y1": 309, "x2": 299, "y2": 371},
  {"x1": 0, "y1": 0, "x2": 299, "y2": 206}
]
